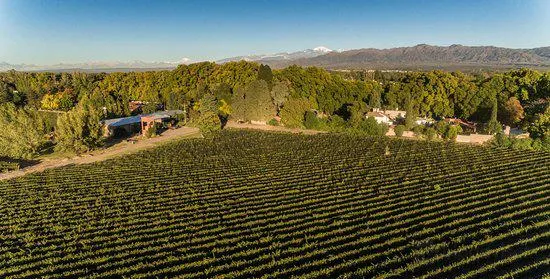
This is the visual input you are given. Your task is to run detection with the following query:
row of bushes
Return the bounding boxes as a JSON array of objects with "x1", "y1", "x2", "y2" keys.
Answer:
[{"x1": 491, "y1": 132, "x2": 550, "y2": 152}]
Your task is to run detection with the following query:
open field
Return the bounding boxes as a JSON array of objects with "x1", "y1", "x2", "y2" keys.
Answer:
[{"x1": 0, "y1": 130, "x2": 549, "y2": 278}]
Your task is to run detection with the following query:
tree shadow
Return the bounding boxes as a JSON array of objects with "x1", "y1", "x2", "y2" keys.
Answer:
[{"x1": 0, "y1": 156, "x2": 40, "y2": 169}]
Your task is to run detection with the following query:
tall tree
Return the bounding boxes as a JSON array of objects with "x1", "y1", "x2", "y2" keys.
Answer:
[
  {"x1": 486, "y1": 98, "x2": 501, "y2": 134},
  {"x1": 270, "y1": 81, "x2": 290, "y2": 114},
  {"x1": 55, "y1": 104, "x2": 103, "y2": 153},
  {"x1": 280, "y1": 98, "x2": 312, "y2": 128},
  {"x1": 0, "y1": 103, "x2": 48, "y2": 159},
  {"x1": 258, "y1": 64, "x2": 274, "y2": 89},
  {"x1": 500, "y1": 97, "x2": 524, "y2": 126},
  {"x1": 231, "y1": 80, "x2": 275, "y2": 122}
]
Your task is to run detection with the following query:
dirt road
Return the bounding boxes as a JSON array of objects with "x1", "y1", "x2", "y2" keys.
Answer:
[
  {"x1": 0, "y1": 127, "x2": 201, "y2": 181},
  {"x1": 224, "y1": 121, "x2": 326, "y2": 135}
]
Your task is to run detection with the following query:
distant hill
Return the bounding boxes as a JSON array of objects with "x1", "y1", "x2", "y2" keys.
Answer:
[
  {"x1": 3, "y1": 44, "x2": 550, "y2": 73},
  {"x1": 0, "y1": 59, "x2": 191, "y2": 73},
  {"x1": 263, "y1": 44, "x2": 550, "y2": 70}
]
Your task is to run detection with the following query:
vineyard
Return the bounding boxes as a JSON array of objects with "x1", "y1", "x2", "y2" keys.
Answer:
[{"x1": 0, "y1": 130, "x2": 549, "y2": 278}]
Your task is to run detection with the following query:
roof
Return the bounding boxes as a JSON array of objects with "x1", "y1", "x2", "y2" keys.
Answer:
[
  {"x1": 383, "y1": 110, "x2": 407, "y2": 119},
  {"x1": 102, "y1": 115, "x2": 142, "y2": 127},
  {"x1": 144, "y1": 110, "x2": 183, "y2": 118},
  {"x1": 102, "y1": 110, "x2": 183, "y2": 128},
  {"x1": 444, "y1": 118, "x2": 476, "y2": 128}
]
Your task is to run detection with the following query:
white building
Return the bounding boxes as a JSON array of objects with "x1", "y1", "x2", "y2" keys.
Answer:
[
  {"x1": 382, "y1": 109, "x2": 407, "y2": 121},
  {"x1": 415, "y1": 117, "x2": 435, "y2": 125},
  {"x1": 366, "y1": 111, "x2": 392, "y2": 125}
]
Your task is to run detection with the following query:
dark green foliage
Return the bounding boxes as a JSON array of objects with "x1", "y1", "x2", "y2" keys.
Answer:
[
  {"x1": 37, "y1": 110, "x2": 61, "y2": 132},
  {"x1": 486, "y1": 99, "x2": 502, "y2": 134},
  {"x1": 55, "y1": 104, "x2": 103, "y2": 153},
  {"x1": 191, "y1": 93, "x2": 222, "y2": 137},
  {"x1": 491, "y1": 131, "x2": 550, "y2": 152},
  {"x1": 412, "y1": 125, "x2": 425, "y2": 137},
  {"x1": 443, "y1": 125, "x2": 463, "y2": 141},
  {"x1": 0, "y1": 64, "x2": 548, "y2": 143},
  {"x1": 267, "y1": 118, "x2": 279, "y2": 126},
  {"x1": 270, "y1": 81, "x2": 291, "y2": 113},
  {"x1": 394, "y1": 125, "x2": 406, "y2": 137},
  {"x1": 231, "y1": 80, "x2": 275, "y2": 122},
  {"x1": 0, "y1": 104, "x2": 49, "y2": 159},
  {"x1": 425, "y1": 127, "x2": 437, "y2": 141},
  {"x1": 327, "y1": 115, "x2": 347, "y2": 132},
  {"x1": 258, "y1": 64, "x2": 274, "y2": 89},
  {"x1": 526, "y1": 106, "x2": 549, "y2": 140},
  {"x1": 404, "y1": 101, "x2": 416, "y2": 129},
  {"x1": 353, "y1": 117, "x2": 388, "y2": 136},
  {"x1": 280, "y1": 98, "x2": 312, "y2": 128},
  {"x1": 435, "y1": 121, "x2": 449, "y2": 136},
  {"x1": 303, "y1": 111, "x2": 320, "y2": 130}
]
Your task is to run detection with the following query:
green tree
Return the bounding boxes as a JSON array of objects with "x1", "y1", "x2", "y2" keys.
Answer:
[
  {"x1": 0, "y1": 104, "x2": 49, "y2": 159},
  {"x1": 231, "y1": 80, "x2": 275, "y2": 122},
  {"x1": 303, "y1": 111, "x2": 320, "y2": 130},
  {"x1": 270, "y1": 81, "x2": 290, "y2": 113},
  {"x1": 280, "y1": 98, "x2": 312, "y2": 128},
  {"x1": 192, "y1": 93, "x2": 221, "y2": 137},
  {"x1": 394, "y1": 125, "x2": 406, "y2": 137},
  {"x1": 0, "y1": 82, "x2": 13, "y2": 104},
  {"x1": 527, "y1": 106, "x2": 549, "y2": 139},
  {"x1": 404, "y1": 101, "x2": 416, "y2": 129},
  {"x1": 55, "y1": 105, "x2": 103, "y2": 153},
  {"x1": 258, "y1": 64, "x2": 274, "y2": 89},
  {"x1": 486, "y1": 99, "x2": 501, "y2": 134},
  {"x1": 425, "y1": 127, "x2": 437, "y2": 141},
  {"x1": 356, "y1": 117, "x2": 388, "y2": 136},
  {"x1": 443, "y1": 125, "x2": 463, "y2": 141},
  {"x1": 435, "y1": 121, "x2": 449, "y2": 136},
  {"x1": 500, "y1": 97, "x2": 524, "y2": 126}
]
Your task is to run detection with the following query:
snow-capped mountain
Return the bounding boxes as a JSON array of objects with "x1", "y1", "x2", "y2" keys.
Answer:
[
  {"x1": 217, "y1": 46, "x2": 335, "y2": 64},
  {"x1": 313, "y1": 46, "x2": 333, "y2": 53}
]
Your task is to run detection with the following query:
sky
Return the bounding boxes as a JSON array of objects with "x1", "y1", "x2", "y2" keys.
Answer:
[{"x1": 0, "y1": 0, "x2": 549, "y2": 65}]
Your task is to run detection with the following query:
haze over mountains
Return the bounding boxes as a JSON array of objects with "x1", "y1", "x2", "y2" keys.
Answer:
[
  {"x1": 217, "y1": 46, "x2": 334, "y2": 64},
  {"x1": 0, "y1": 59, "x2": 192, "y2": 73},
  {"x1": 2, "y1": 44, "x2": 550, "y2": 72}
]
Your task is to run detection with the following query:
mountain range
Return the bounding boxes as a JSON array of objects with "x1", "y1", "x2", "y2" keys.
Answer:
[
  {"x1": 275, "y1": 44, "x2": 550, "y2": 70},
  {"x1": 2, "y1": 44, "x2": 550, "y2": 72},
  {"x1": 0, "y1": 59, "x2": 191, "y2": 73}
]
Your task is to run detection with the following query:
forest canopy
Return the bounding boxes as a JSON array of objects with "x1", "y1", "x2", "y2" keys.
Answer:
[{"x1": 0, "y1": 62, "x2": 548, "y2": 157}]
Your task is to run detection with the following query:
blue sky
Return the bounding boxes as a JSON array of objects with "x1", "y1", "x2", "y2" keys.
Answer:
[{"x1": 1, "y1": 0, "x2": 549, "y2": 64}]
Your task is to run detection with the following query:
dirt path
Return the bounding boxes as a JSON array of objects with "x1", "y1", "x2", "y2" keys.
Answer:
[
  {"x1": 0, "y1": 127, "x2": 201, "y2": 181},
  {"x1": 224, "y1": 121, "x2": 326, "y2": 135}
]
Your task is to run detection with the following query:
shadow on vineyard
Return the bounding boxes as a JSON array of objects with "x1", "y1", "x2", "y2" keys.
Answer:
[{"x1": 0, "y1": 130, "x2": 548, "y2": 278}]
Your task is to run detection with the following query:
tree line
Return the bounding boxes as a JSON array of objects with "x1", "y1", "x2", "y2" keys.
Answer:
[{"x1": 0, "y1": 61, "x2": 548, "y2": 158}]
